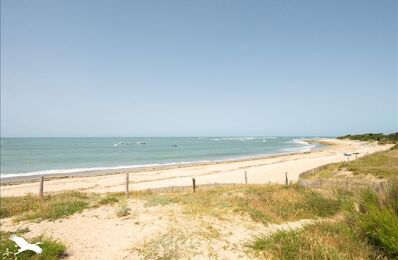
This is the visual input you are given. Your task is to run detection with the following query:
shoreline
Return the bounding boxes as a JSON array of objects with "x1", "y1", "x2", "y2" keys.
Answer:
[
  {"x1": 1, "y1": 138, "x2": 391, "y2": 197},
  {"x1": 1, "y1": 139, "x2": 325, "y2": 184}
]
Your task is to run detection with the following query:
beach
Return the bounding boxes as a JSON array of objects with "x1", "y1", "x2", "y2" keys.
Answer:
[{"x1": 0, "y1": 138, "x2": 391, "y2": 197}]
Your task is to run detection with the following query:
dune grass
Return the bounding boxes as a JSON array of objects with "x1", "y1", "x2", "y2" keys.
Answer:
[
  {"x1": 137, "y1": 184, "x2": 341, "y2": 224},
  {"x1": 301, "y1": 148, "x2": 398, "y2": 180},
  {"x1": 247, "y1": 182, "x2": 398, "y2": 259},
  {"x1": 347, "y1": 149, "x2": 398, "y2": 179},
  {"x1": 116, "y1": 199, "x2": 131, "y2": 217},
  {"x1": 0, "y1": 191, "x2": 120, "y2": 221},
  {"x1": 0, "y1": 230, "x2": 66, "y2": 260},
  {"x1": 346, "y1": 183, "x2": 398, "y2": 258},
  {"x1": 247, "y1": 221, "x2": 375, "y2": 259}
]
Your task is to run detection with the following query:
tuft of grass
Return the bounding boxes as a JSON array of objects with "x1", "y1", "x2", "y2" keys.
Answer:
[
  {"x1": 1, "y1": 191, "x2": 120, "y2": 221},
  {"x1": 247, "y1": 222, "x2": 375, "y2": 259},
  {"x1": 134, "y1": 227, "x2": 196, "y2": 259},
  {"x1": 116, "y1": 199, "x2": 131, "y2": 217},
  {"x1": 96, "y1": 195, "x2": 119, "y2": 206},
  {"x1": 239, "y1": 185, "x2": 340, "y2": 223},
  {"x1": 0, "y1": 231, "x2": 67, "y2": 260},
  {"x1": 16, "y1": 192, "x2": 90, "y2": 221},
  {"x1": 1, "y1": 191, "x2": 90, "y2": 221},
  {"x1": 347, "y1": 183, "x2": 398, "y2": 258},
  {"x1": 0, "y1": 194, "x2": 43, "y2": 219},
  {"x1": 143, "y1": 194, "x2": 177, "y2": 207}
]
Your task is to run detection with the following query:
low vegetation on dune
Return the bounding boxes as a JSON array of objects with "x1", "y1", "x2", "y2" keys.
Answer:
[
  {"x1": 250, "y1": 144, "x2": 398, "y2": 259},
  {"x1": 248, "y1": 222, "x2": 375, "y2": 259},
  {"x1": 137, "y1": 184, "x2": 341, "y2": 224},
  {"x1": 248, "y1": 182, "x2": 398, "y2": 259},
  {"x1": 348, "y1": 149, "x2": 398, "y2": 179},
  {"x1": 0, "y1": 230, "x2": 67, "y2": 260},
  {"x1": 337, "y1": 132, "x2": 398, "y2": 144},
  {"x1": 302, "y1": 147, "x2": 398, "y2": 180},
  {"x1": 0, "y1": 191, "x2": 120, "y2": 221},
  {"x1": 1, "y1": 184, "x2": 342, "y2": 224},
  {"x1": 347, "y1": 185, "x2": 398, "y2": 258}
]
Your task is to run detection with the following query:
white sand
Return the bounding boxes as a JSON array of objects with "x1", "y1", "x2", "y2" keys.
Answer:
[
  {"x1": 0, "y1": 139, "x2": 391, "y2": 197},
  {"x1": 0, "y1": 199, "x2": 333, "y2": 259}
]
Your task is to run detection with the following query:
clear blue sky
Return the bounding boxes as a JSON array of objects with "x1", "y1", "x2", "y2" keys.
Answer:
[{"x1": 1, "y1": 0, "x2": 396, "y2": 137}]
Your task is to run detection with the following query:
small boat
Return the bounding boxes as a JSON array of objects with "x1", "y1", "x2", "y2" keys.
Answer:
[
  {"x1": 136, "y1": 142, "x2": 146, "y2": 145},
  {"x1": 171, "y1": 144, "x2": 178, "y2": 147}
]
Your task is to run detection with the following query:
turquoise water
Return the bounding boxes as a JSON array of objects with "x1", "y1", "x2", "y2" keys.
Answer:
[{"x1": 0, "y1": 137, "x2": 320, "y2": 178}]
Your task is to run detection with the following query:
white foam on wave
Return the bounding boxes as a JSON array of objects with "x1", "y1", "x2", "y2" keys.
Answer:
[
  {"x1": 213, "y1": 137, "x2": 257, "y2": 141},
  {"x1": 113, "y1": 141, "x2": 143, "y2": 147},
  {"x1": 281, "y1": 145, "x2": 316, "y2": 153},
  {"x1": 292, "y1": 139, "x2": 310, "y2": 145}
]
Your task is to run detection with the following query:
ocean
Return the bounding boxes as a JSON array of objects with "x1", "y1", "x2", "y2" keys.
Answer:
[{"x1": 0, "y1": 137, "x2": 322, "y2": 178}]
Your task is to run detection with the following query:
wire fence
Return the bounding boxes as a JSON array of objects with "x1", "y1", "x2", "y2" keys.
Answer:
[
  {"x1": 297, "y1": 165, "x2": 392, "y2": 192},
  {"x1": 34, "y1": 166, "x2": 392, "y2": 198},
  {"x1": 297, "y1": 178, "x2": 392, "y2": 192},
  {"x1": 136, "y1": 182, "x2": 242, "y2": 194}
]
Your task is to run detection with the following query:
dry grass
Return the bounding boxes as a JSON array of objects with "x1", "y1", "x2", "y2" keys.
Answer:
[
  {"x1": 0, "y1": 191, "x2": 120, "y2": 221},
  {"x1": 134, "y1": 227, "x2": 199, "y2": 259},
  {"x1": 348, "y1": 149, "x2": 398, "y2": 179},
  {"x1": 137, "y1": 184, "x2": 341, "y2": 224},
  {"x1": 302, "y1": 148, "x2": 398, "y2": 180},
  {"x1": 116, "y1": 199, "x2": 131, "y2": 217},
  {"x1": 248, "y1": 221, "x2": 375, "y2": 259}
]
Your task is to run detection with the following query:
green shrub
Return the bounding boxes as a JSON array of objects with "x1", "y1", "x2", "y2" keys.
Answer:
[
  {"x1": 348, "y1": 185, "x2": 398, "y2": 258},
  {"x1": 337, "y1": 133, "x2": 398, "y2": 144}
]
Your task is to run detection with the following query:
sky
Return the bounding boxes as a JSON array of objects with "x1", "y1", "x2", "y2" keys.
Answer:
[{"x1": 1, "y1": 0, "x2": 397, "y2": 137}]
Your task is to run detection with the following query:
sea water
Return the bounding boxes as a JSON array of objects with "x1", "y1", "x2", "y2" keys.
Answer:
[{"x1": 0, "y1": 137, "x2": 321, "y2": 178}]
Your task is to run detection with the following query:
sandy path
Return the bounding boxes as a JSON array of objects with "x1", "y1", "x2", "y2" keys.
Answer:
[
  {"x1": 0, "y1": 199, "x2": 328, "y2": 259},
  {"x1": 0, "y1": 139, "x2": 390, "y2": 197}
]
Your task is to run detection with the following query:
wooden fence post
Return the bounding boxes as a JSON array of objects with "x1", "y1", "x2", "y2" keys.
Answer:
[
  {"x1": 244, "y1": 171, "x2": 248, "y2": 186},
  {"x1": 39, "y1": 176, "x2": 44, "y2": 199},
  {"x1": 285, "y1": 172, "x2": 288, "y2": 186},
  {"x1": 192, "y1": 178, "x2": 196, "y2": 193},
  {"x1": 125, "y1": 173, "x2": 129, "y2": 198}
]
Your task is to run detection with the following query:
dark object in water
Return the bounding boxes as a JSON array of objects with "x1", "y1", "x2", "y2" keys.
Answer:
[{"x1": 171, "y1": 144, "x2": 178, "y2": 147}]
